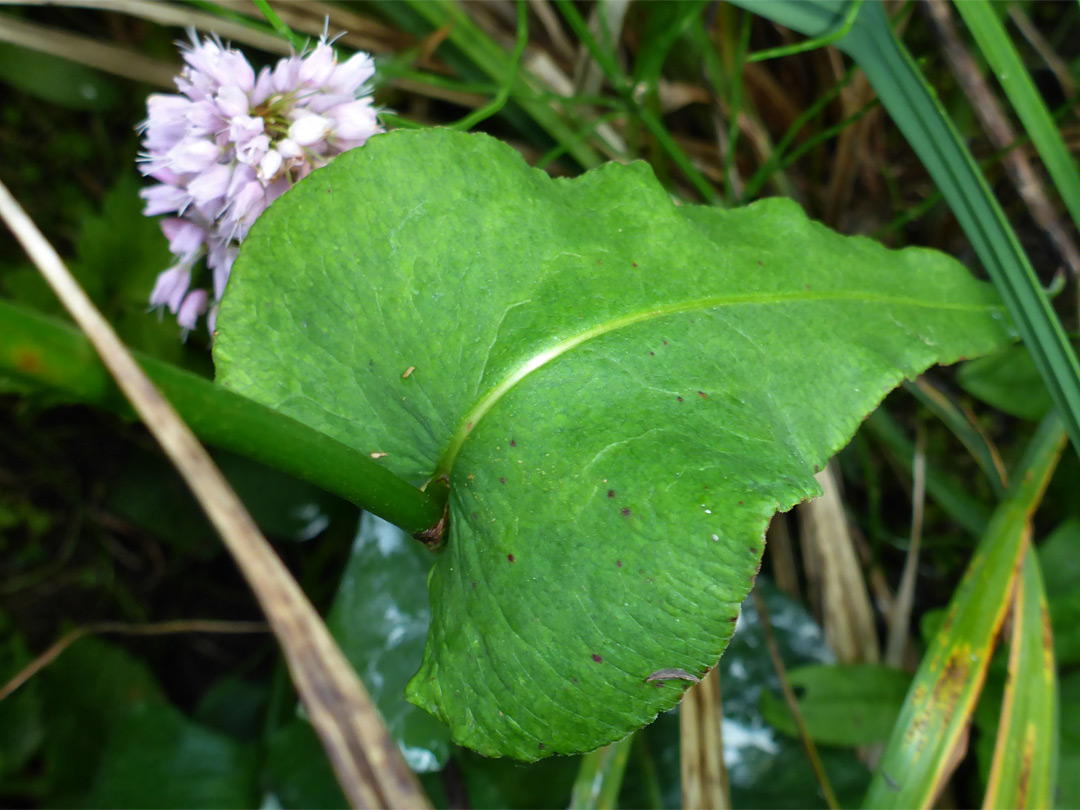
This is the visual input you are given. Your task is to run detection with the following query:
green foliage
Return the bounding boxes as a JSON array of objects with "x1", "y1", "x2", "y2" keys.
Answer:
[
  {"x1": 83, "y1": 703, "x2": 260, "y2": 809},
  {"x1": 326, "y1": 514, "x2": 452, "y2": 771},
  {"x1": 958, "y1": 344, "x2": 1054, "y2": 422},
  {"x1": 759, "y1": 664, "x2": 911, "y2": 746},
  {"x1": 215, "y1": 128, "x2": 1011, "y2": 758},
  {"x1": 0, "y1": 42, "x2": 119, "y2": 111}
]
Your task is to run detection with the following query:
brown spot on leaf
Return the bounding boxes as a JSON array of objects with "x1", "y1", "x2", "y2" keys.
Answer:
[
  {"x1": 500, "y1": 477, "x2": 506, "y2": 484},
  {"x1": 592, "y1": 654, "x2": 603, "y2": 663},
  {"x1": 698, "y1": 391, "x2": 708, "y2": 399},
  {"x1": 621, "y1": 508, "x2": 631, "y2": 517},
  {"x1": 472, "y1": 581, "x2": 477, "y2": 588},
  {"x1": 616, "y1": 560, "x2": 622, "y2": 567},
  {"x1": 510, "y1": 439, "x2": 517, "y2": 447},
  {"x1": 632, "y1": 262, "x2": 638, "y2": 267},
  {"x1": 467, "y1": 421, "x2": 473, "y2": 430},
  {"x1": 607, "y1": 490, "x2": 615, "y2": 498},
  {"x1": 15, "y1": 351, "x2": 40, "y2": 374},
  {"x1": 507, "y1": 554, "x2": 515, "y2": 562},
  {"x1": 677, "y1": 396, "x2": 683, "y2": 403}
]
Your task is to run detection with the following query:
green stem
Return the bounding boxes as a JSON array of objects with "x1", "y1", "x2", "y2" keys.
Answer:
[
  {"x1": 555, "y1": 0, "x2": 720, "y2": 203},
  {"x1": 448, "y1": 0, "x2": 528, "y2": 131},
  {"x1": 569, "y1": 735, "x2": 634, "y2": 809},
  {"x1": 0, "y1": 299, "x2": 443, "y2": 535}
]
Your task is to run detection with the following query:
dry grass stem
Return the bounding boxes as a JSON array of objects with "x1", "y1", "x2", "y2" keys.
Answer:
[
  {"x1": 885, "y1": 423, "x2": 926, "y2": 667},
  {"x1": 0, "y1": 12, "x2": 177, "y2": 87},
  {"x1": 679, "y1": 668, "x2": 730, "y2": 810},
  {"x1": 799, "y1": 463, "x2": 880, "y2": 664}
]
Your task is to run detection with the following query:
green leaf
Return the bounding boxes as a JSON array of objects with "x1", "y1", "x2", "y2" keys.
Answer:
[
  {"x1": 957, "y1": 344, "x2": 1054, "y2": 422},
  {"x1": 325, "y1": 513, "x2": 453, "y2": 771},
  {"x1": 263, "y1": 719, "x2": 348, "y2": 809},
  {"x1": 0, "y1": 42, "x2": 119, "y2": 111},
  {"x1": 1058, "y1": 671, "x2": 1080, "y2": 807},
  {"x1": 0, "y1": 625, "x2": 44, "y2": 780},
  {"x1": 83, "y1": 703, "x2": 260, "y2": 809},
  {"x1": 1038, "y1": 519, "x2": 1080, "y2": 665},
  {"x1": 214, "y1": 129, "x2": 1014, "y2": 759},
  {"x1": 759, "y1": 664, "x2": 911, "y2": 746},
  {"x1": 981, "y1": 549, "x2": 1057, "y2": 809},
  {"x1": 37, "y1": 637, "x2": 166, "y2": 802}
]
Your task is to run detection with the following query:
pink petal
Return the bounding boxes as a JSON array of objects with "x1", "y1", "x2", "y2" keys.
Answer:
[
  {"x1": 160, "y1": 217, "x2": 207, "y2": 260},
  {"x1": 187, "y1": 163, "x2": 232, "y2": 208},
  {"x1": 140, "y1": 183, "x2": 188, "y2": 216},
  {"x1": 299, "y1": 41, "x2": 336, "y2": 87},
  {"x1": 177, "y1": 288, "x2": 209, "y2": 331},
  {"x1": 166, "y1": 137, "x2": 221, "y2": 173},
  {"x1": 329, "y1": 51, "x2": 375, "y2": 94},
  {"x1": 288, "y1": 114, "x2": 331, "y2": 147},
  {"x1": 215, "y1": 85, "x2": 250, "y2": 118},
  {"x1": 149, "y1": 265, "x2": 192, "y2": 313},
  {"x1": 328, "y1": 99, "x2": 379, "y2": 142},
  {"x1": 257, "y1": 149, "x2": 283, "y2": 183}
]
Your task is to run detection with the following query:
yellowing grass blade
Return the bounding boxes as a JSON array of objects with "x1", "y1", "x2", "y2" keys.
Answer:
[
  {"x1": 864, "y1": 414, "x2": 1066, "y2": 808},
  {"x1": 983, "y1": 548, "x2": 1058, "y2": 809}
]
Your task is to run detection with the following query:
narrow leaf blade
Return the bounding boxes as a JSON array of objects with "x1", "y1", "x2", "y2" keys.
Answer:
[
  {"x1": 864, "y1": 415, "x2": 1066, "y2": 807},
  {"x1": 982, "y1": 549, "x2": 1058, "y2": 809}
]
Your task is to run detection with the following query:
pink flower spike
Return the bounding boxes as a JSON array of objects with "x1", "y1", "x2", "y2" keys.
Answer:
[
  {"x1": 177, "y1": 288, "x2": 209, "y2": 331},
  {"x1": 139, "y1": 30, "x2": 382, "y2": 338}
]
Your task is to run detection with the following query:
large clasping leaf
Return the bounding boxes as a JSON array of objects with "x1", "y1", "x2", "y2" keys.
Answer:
[{"x1": 214, "y1": 129, "x2": 1011, "y2": 760}]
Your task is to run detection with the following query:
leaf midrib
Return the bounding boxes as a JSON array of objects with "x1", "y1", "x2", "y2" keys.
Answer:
[{"x1": 433, "y1": 288, "x2": 1000, "y2": 477}]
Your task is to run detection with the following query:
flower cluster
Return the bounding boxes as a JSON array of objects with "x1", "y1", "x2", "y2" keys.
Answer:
[{"x1": 139, "y1": 32, "x2": 382, "y2": 334}]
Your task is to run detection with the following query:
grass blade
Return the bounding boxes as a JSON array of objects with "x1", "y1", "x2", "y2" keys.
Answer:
[
  {"x1": 954, "y1": 0, "x2": 1080, "y2": 236},
  {"x1": 904, "y1": 378, "x2": 1008, "y2": 497},
  {"x1": 863, "y1": 413, "x2": 1066, "y2": 807},
  {"x1": 982, "y1": 548, "x2": 1058, "y2": 809}
]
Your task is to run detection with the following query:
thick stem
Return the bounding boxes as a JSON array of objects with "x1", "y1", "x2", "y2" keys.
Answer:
[{"x1": 0, "y1": 298, "x2": 444, "y2": 535}]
